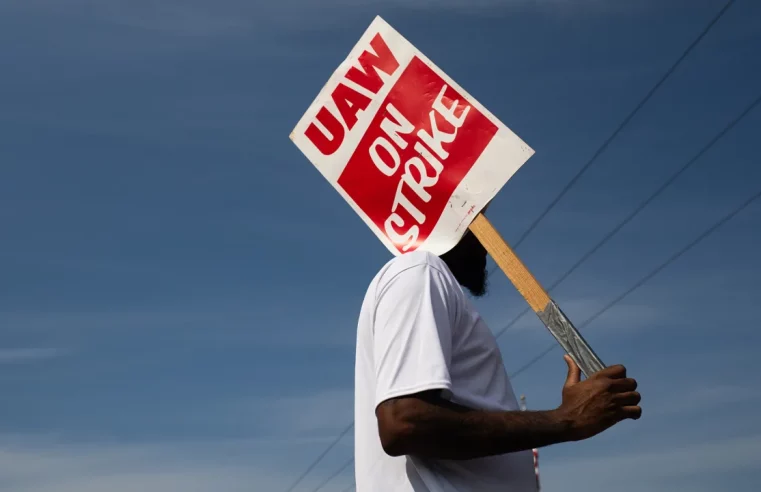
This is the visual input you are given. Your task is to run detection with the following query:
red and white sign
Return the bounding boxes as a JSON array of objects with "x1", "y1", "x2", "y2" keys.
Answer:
[{"x1": 290, "y1": 16, "x2": 534, "y2": 255}]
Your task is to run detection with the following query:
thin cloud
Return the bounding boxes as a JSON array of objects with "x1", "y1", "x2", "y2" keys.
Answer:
[
  {"x1": 0, "y1": 306, "x2": 357, "y2": 348},
  {"x1": 648, "y1": 383, "x2": 761, "y2": 418},
  {"x1": 1, "y1": 0, "x2": 650, "y2": 37},
  {"x1": 0, "y1": 435, "x2": 341, "y2": 492},
  {"x1": 0, "y1": 348, "x2": 70, "y2": 364},
  {"x1": 260, "y1": 389, "x2": 355, "y2": 435},
  {"x1": 190, "y1": 389, "x2": 356, "y2": 438},
  {"x1": 540, "y1": 433, "x2": 761, "y2": 492}
]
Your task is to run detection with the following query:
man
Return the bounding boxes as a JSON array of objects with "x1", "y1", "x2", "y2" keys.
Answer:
[{"x1": 354, "y1": 226, "x2": 642, "y2": 491}]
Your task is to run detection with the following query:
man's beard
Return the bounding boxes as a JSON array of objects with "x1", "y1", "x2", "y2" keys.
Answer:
[
  {"x1": 449, "y1": 256, "x2": 488, "y2": 298},
  {"x1": 440, "y1": 230, "x2": 490, "y2": 297},
  {"x1": 462, "y1": 263, "x2": 488, "y2": 297}
]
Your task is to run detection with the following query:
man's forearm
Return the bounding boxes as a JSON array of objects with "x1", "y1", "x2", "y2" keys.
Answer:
[
  {"x1": 381, "y1": 395, "x2": 574, "y2": 460},
  {"x1": 405, "y1": 407, "x2": 572, "y2": 460}
]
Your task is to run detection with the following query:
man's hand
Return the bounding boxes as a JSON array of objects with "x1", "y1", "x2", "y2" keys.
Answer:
[{"x1": 555, "y1": 355, "x2": 642, "y2": 441}]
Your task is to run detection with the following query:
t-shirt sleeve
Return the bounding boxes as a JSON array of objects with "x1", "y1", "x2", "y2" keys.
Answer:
[{"x1": 372, "y1": 263, "x2": 456, "y2": 408}]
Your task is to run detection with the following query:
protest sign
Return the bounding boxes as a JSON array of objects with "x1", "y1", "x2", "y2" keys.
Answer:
[
  {"x1": 290, "y1": 16, "x2": 533, "y2": 256},
  {"x1": 290, "y1": 16, "x2": 605, "y2": 377}
]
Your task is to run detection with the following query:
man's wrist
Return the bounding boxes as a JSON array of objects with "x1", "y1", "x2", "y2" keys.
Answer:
[{"x1": 546, "y1": 407, "x2": 578, "y2": 443}]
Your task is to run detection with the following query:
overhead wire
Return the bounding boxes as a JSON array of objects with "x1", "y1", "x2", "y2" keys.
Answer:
[
  {"x1": 508, "y1": 186, "x2": 761, "y2": 379},
  {"x1": 312, "y1": 458, "x2": 354, "y2": 492},
  {"x1": 505, "y1": 0, "x2": 738, "y2": 253},
  {"x1": 283, "y1": 423, "x2": 354, "y2": 492},
  {"x1": 493, "y1": 92, "x2": 761, "y2": 340}
]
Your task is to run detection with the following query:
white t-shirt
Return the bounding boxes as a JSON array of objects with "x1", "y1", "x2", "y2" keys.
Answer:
[{"x1": 354, "y1": 251, "x2": 538, "y2": 492}]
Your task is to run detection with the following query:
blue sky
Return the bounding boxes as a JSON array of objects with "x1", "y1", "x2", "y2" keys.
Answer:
[{"x1": 1, "y1": 0, "x2": 760, "y2": 490}]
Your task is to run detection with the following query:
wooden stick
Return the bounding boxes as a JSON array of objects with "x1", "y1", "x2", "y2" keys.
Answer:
[{"x1": 468, "y1": 213, "x2": 605, "y2": 377}]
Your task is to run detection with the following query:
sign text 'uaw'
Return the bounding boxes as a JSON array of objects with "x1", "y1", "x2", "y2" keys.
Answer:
[{"x1": 290, "y1": 16, "x2": 535, "y2": 256}]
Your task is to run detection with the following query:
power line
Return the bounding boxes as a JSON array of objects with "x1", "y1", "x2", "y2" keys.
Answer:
[
  {"x1": 509, "y1": 186, "x2": 761, "y2": 380},
  {"x1": 507, "y1": 0, "x2": 737, "y2": 252},
  {"x1": 283, "y1": 423, "x2": 353, "y2": 492},
  {"x1": 312, "y1": 458, "x2": 353, "y2": 492},
  {"x1": 493, "y1": 92, "x2": 761, "y2": 340},
  {"x1": 283, "y1": 3, "x2": 738, "y2": 488}
]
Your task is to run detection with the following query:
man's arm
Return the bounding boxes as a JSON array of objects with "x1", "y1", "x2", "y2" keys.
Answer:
[
  {"x1": 377, "y1": 391, "x2": 572, "y2": 459},
  {"x1": 376, "y1": 356, "x2": 641, "y2": 460}
]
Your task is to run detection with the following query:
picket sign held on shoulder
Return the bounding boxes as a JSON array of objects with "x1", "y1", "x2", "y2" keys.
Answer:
[{"x1": 289, "y1": 16, "x2": 606, "y2": 378}]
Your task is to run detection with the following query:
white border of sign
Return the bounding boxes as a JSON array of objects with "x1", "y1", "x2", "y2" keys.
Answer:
[{"x1": 291, "y1": 15, "x2": 535, "y2": 256}]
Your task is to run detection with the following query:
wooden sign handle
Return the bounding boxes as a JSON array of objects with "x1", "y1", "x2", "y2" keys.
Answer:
[{"x1": 468, "y1": 213, "x2": 605, "y2": 377}]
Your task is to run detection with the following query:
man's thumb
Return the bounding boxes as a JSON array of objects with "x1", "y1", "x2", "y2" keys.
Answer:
[{"x1": 564, "y1": 354, "x2": 581, "y2": 387}]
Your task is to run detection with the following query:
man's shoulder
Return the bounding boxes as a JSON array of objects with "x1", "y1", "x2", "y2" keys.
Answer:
[
  {"x1": 377, "y1": 251, "x2": 453, "y2": 282},
  {"x1": 366, "y1": 252, "x2": 463, "y2": 304}
]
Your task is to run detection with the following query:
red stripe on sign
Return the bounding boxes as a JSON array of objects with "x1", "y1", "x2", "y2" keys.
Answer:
[{"x1": 338, "y1": 57, "x2": 497, "y2": 253}]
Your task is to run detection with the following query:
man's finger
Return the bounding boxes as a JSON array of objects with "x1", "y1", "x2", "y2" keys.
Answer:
[
  {"x1": 594, "y1": 364, "x2": 627, "y2": 379},
  {"x1": 613, "y1": 391, "x2": 641, "y2": 406},
  {"x1": 620, "y1": 406, "x2": 642, "y2": 420},
  {"x1": 563, "y1": 355, "x2": 581, "y2": 388},
  {"x1": 609, "y1": 378, "x2": 638, "y2": 393}
]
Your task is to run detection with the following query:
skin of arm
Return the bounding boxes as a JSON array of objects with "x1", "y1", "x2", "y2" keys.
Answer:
[
  {"x1": 376, "y1": 390, "x2": 573, "y2": 460},
  {"x1": 376, "y1": 358, "x2": 641, "y2": 460}
]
